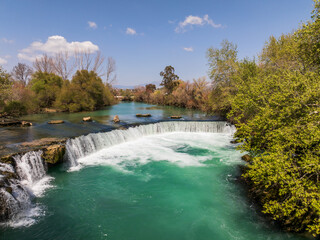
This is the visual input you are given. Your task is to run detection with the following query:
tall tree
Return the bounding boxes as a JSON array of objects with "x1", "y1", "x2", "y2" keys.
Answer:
[
  {"x1": 207, "y1": 39, "x2": 238, "y2": 86},
  {"x1": 160, "y1": 65, "x2": 179, "y2": 93},
  {"x1": 11, "y1": 63, "x2": 33, "y2": 85},
  {"x1": 106, "y1": 57, "x2": 117, "y2": 85}
]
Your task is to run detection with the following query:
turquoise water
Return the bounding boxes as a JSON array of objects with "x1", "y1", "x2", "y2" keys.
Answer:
[{"x1": 0, "y1": 132, "x2": 311, "y2": 240}]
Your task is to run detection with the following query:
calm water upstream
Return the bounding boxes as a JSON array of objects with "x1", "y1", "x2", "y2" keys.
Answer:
[{"x1": 0, "y1": 121, "x2": 311, "y2": 240}]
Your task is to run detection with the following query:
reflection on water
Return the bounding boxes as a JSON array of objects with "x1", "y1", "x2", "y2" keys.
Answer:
[{"x1": 0, "y1": 102, "x2": 217, "y2": 156}]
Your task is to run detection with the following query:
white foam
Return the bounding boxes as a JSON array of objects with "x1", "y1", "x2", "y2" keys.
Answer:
[
  {"x1": 71, "y1": 132, "x2": 242, "y2": 172},
  {"x1": 66, "y1": 121, "x2": 236, "y2": 168}
]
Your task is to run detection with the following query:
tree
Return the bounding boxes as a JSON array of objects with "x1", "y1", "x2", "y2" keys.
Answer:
[
  {"x1": 0, "y1": 67, "x2": 12, "y2": 109},
  {"x1": 206, "y1": 40, "x2": 239, "y2": 116},
  {"x1": 160, "y1": 65, "x2": 179, "y2": 93},
  {"x1": 207, "y1": 39, "x2": 238, "y2": 86},
  {"x1": 29, "y1": 71, "x2": 63, "y2": 107},
  {"x1": 106, "y1": 57, "x2": 117, "y2": 85},
  {"x1": 145, "y1": 84, "x2": 156, "y2": 93},
  {"x1": 11, "y1": 63, "x2": 33, "y2": 85},
  {"x1": 296, "y1": 0, "x2": 320, "y2": 71},
  {"x1": 55, "y1": 70, "x2": 114, "y2": 112},
  {"x1": 52, "y1": 51, "x2": 75, "y2": 80},
  {"x1": 33, "y1": 54, "x2": 55, "y2": 73}
]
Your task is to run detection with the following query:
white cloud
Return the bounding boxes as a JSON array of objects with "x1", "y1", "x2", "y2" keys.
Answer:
[
  {"x1": 2, "y1": 38, "x2": 14, "y2": 44},
  {"x1": 126, "y1": 27, "x2": 137, "y2": 35},
  {"x1": 0, "y1": 57, "x2": 8, "y2": 65},
  {"x1": 18, "y1": 35, "x2": 99, "y2": 62},
  {"x1": 88, "y1": 21, "x2": 97, "y2": 29},
  {"x1": 175, "y1": 14, "x2": 221, "y2": 33},
  {"x1": 183, "y1": 47, "x2": 194, "y2": 52}
]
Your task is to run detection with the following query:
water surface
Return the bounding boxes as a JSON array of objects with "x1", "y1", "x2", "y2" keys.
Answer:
[{"x1": 0, "y1": 131, "x2": 310, "y2": 240}]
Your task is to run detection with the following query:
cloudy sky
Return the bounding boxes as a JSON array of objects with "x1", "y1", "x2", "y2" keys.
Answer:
[{"x1": 0, "y1": 0, "x2": 313, "y2": 86}]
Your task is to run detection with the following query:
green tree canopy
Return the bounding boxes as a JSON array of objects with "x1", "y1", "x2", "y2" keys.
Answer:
[
  {"x1": 160, "y1": 65, "x2": 179, "y2": 93},
  {"x1": 29, "y1": 71, "x2": 63, "y2": 108}
]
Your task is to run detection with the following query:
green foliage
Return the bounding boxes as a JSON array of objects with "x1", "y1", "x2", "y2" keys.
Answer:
[
  {"x1": 4, "y1": 101, "x2": 27, "y2": 117},
  {"x1": 206, "y1": 40, "x2": 239, "y2": 117},
  {"x1": 55, "y1": 70, "x2": 113, "y2": 112},
  {"x1": 206, "y1": 2, "x2": 320, "y2": 235},
  {"x1": 160, "y1": 65, "x2": 180, "y2": 93},
  {"x1": 296, "y1": 0, "x2": 320, "y2": 72},
  {"x1": 29, "y1": 71, "x2": 63, "y2": 108},
  {"x1": 0, "y1": 67, "x2": 12, "y2": 110}
]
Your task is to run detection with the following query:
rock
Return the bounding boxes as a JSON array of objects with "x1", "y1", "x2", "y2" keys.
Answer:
[
  {"x1": 21, "y1": 121, "x2": 32, "y2": 127},
  {"x1": 0, "y1": 171, "x2": 17, "y2": 180},
  {"x1": 48, "y1": 120, "x2": 64, "y2": 124},
  {"x1": 5, "y1": 187, "x2": 12, "y2": 194},
  {"x1": 241, "y1": 154, "x2": 252, "y2": 162},
  {"x1": 170, "y1": 116, "x2": 182, "y2": 119},
  {"x1": 42, "y1": 144, "x2": 66, "y2": 165},
  {"x1": 113, "y1": 115, "x2": 120, "y2": 123},
  {"x1": 83, "y1": 116, "x2": 92, "y2": 122},
  {"x1": 43, "y1": 108, "x2": 57, "y2": 113},
  {"x1": 0, "y1": 155, "x2": 15, "y2": 166},
  {"x1": 136, "y1": 114, "x2": 151, "y2": 117}
]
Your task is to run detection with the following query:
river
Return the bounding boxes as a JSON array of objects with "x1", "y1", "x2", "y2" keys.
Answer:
[{"x1": 0, "y1": 104, "x2": 312, "y2": 240}]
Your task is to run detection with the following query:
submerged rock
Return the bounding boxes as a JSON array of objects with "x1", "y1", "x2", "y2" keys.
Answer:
[
  {"x1": 113, "y1": 115, "x2": 120, "y2": 123},
  {"x1": 83, "y1": 116, "x2": 92, "y2": 122},
  {"x1": 48, "y1": 120, "x2": 64, "y2": 124}
]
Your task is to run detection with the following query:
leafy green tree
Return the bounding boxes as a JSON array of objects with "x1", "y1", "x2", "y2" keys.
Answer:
[
  {"x1": 296, "y1": 0, "x2": 320, "y2": 71},
  {"x1": 0, "y1": 67, "x2": 12, "y2": 110},
  {"x1": 160, "y1": 66, "x2": 179, "y2": 93},
  {"x1": 207, "y1": 40, "x2": 239, "y2": 116},
  {"x1": 145, "y1": 84, "x2": 156, "y2": 93},
  {"x1": 29, "y1": 71, "x2": 63, "y2": 108},
  {"x1": 55, "y1": 70, "x2": 113, "y2": 112},
  {"x1": 207, "y1": 40, "x2": 238, "y2": 86}
]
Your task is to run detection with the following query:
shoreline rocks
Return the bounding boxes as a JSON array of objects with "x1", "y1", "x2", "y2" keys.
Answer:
[{"x1": 0, "y1": 118, "x2": 32, "y2": 127}]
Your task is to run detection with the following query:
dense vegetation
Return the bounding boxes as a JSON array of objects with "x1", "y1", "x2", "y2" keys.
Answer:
[
  {"x1": 133, "y1": 66, "x2": 210, "y2": 112},
  {"x1": 0, "y1": 53, "x2": 115, "y2": 116},
  {"x1": 210, "y1": 1, "x2": 320, "y2": 236}
]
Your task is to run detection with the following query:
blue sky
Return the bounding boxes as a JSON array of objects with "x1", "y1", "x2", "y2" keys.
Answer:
[{"x1": 0, "y1": 0, "x2": 314, "y2": 86}]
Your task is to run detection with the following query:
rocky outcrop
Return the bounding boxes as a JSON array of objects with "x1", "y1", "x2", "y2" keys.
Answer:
[
  {"x1": 0, "y1": 138, "x2": 67, "y2": 222},
  {"x1": 136, "y1": 113, "x2": 151, "y2": 117},
  {"x1": 83, "y1": 117, "x2": 92, "y2": 122},
  {"x1": 113, "y1": 115, "x2": 120, "y2": 123},
  {"x1": 48, "y1": 120, "x2": 64, "y2": 124},
  {"x1": 42, "y1": 144, "x2": 66, "y2": 165}
]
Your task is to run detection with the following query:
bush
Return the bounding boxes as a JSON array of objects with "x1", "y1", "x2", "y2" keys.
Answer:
[{"x1": 4, "y1": 101, "x2": 27, "y2": 117}]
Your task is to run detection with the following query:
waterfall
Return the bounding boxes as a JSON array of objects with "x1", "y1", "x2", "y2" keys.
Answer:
[
  {"x1": 0, "y1": 151, "x2": 52, "y2": 225},
  {"x1": 14, "y1": 151, "x2": 47, "y2": 189},
  {"x1": 66, "y1": 121, "x2": 234, "y2": 167}
]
